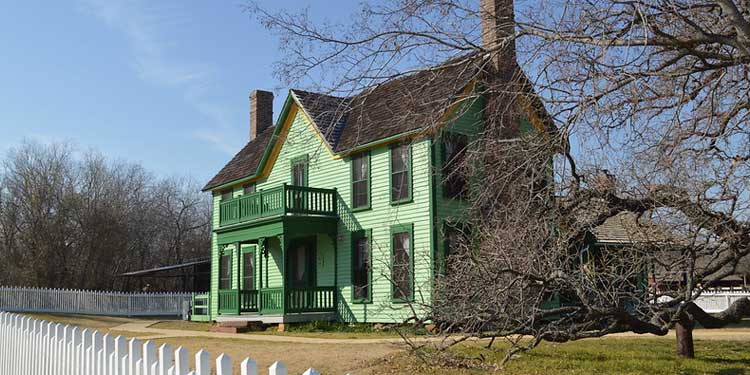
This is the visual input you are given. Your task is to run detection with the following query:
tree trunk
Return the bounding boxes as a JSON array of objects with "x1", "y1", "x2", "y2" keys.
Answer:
[{"x1": 675, "y1": 319, "x2": 695, "y2": 358}]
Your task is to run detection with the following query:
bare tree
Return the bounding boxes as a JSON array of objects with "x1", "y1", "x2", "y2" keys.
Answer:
[
  {"x1": 250, "y1": 0, "x2": 750, "y2": 361},
  {"x1": 0, "y1": 141, "x2": 211, "y2": 291}
]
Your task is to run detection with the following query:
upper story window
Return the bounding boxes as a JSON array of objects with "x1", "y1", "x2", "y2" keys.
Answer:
[
  {"x1": 442, "y1": 133, "x2": 468, "y2": 199},
  {"x1": 351, "y1": 152, "x2": 370, "y2": 210},
  {"x1": 243, "y1": 183, "x2": 256, "y2": 195},
  {"x1": 390, "y1": 144, "x2": 412, "y2": 204},
  {"x1": 291, "y1": 155, "x2": 309, "y2": 187},
  {"x1": 220, "y1": 189, "x2": 233, "y2": 201}
]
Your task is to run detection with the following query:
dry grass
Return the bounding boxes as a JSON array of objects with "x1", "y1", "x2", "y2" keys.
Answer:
[
  {"x1": 21, "y1": 314, "x2": 750, "y2": 374},
  {"x1": 24, "y1": 313, "x2": 155, "y2": 338},
  {"x1": 147, "y1": 336, "x2": 401, "y2": 374}
]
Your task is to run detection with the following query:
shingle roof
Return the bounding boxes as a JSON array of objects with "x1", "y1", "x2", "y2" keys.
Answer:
[
  {"x1": 203, "y1": 55, "x2": 485, "y2": 191},
  {"x1": 202, "y1": 126, "x2": 275, "y2": 191},
  {"x1": 592, "y1": 211, "x2": 672, "y2": 244},
  {"x1": 292, "y1": 56, "x2": 482, "y2": 152}
]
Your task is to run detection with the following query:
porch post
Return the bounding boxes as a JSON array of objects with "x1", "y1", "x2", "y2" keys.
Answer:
[
  {"x1": 258, "y1": 238, "x2": 266, "y2": 289},
  {"x1": 280, "y1": 234, "x2": 287, "y2": 314},
  {"x1": 331, "y1": 231, "x2": 338, "y2": 312},
  {"x1": 233, "y1": 241, "x2": 241, "y2": 315}
]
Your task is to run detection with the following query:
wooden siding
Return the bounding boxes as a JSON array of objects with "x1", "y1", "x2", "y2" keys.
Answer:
[
  {"x1": 433, "y1": 96, "x2": 485, "y2": 260},
  {"x1": 210, "y1": 103, "x2": 435, "y2": 322}
]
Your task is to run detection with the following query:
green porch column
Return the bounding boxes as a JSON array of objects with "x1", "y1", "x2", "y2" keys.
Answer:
[
  {"x1": 280, "y1": 234, "x2": 287, "y2": 314},
  {"x1": 258, "y1": 237, "x2": 266, "y2": 289},
  {"x1": 233, "y1": 241, "x2": 241, "y2": 314},
  {"x1": 331, "y1": 231, "x2": 338, "y2": 312}
]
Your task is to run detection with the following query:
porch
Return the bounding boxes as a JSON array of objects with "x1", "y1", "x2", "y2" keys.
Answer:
[
  {"x1": 216, "y1": 286, "x2": 336, "y2": 316},
  {"x1": 192, "y1": 183, "x2": 341, "y2": 322}
]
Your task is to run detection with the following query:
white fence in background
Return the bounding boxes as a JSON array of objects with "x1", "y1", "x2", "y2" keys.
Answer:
[
  {"x1": 0, "y1": 312, "x2": 326, "y2": 375},
  {"x1": 694, "y1": 290, "x2": 750, "y2": 313},
  {"x1": 0, "y1": 286, "x2": 191, "y2": 316}
]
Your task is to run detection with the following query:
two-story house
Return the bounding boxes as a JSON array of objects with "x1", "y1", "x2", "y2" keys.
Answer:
[{"x1": 190, "y1": 1, "x2": 549, "y2": 327}]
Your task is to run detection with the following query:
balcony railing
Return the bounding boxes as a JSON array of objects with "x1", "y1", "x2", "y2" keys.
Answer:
[
  {"x1": 217, "y1": 287, "x2": 336, "y2": 315},
  {"x1": 219, "y1": 185, "x2": 337, "y2": 227}
]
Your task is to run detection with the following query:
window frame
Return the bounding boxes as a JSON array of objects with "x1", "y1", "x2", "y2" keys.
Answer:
[
  {"x1": 350, "y1": 152, "x2": 371, "y2": 211},
  {"x1": 218, "y1": 248, "x2": 233, "y2": 290},
  {"x1": 242, "y1": 183, "x2": 256, "y2": 195},
  {"x1": 390, "y1": 223, "x2": 414, "y2": 303},
  {"x1": 389, "y1": 143, "x2": 413, "y2": 205},
  {"x1": 290, "y1": 154, "x2": 309, "y2": 187},
  {"x1": 220, "y1": 189, "x2": 233, "y2": 201},
  {"x1": 350, "y1": 229, "x2": 373, "y2": 303},
  {"x1": 441, "y1": 132, "x2": 469, "y2": 199}
]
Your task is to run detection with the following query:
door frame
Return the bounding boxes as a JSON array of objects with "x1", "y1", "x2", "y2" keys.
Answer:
[
  {"x1": 286, "y1": 236, "x2": 317, "y2": 288},
  {"x1": 239, "y1": 244, "x2": 257, "y2": 291}
]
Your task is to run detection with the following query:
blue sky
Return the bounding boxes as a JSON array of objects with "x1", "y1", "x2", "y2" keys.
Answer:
[{"x1": 0, "y1": 1, "x2": 358, "y2": 183}]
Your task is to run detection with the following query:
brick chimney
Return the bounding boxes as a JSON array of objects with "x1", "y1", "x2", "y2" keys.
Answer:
[
  {"x1": 249, "y1": 90, "x2": 274, "y2": 141},
  {"x1": 480, "y1": 0, "x2": 516, "y2": 74}
]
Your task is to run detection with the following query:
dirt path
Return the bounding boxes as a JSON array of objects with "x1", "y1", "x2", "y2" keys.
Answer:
[{"x1": 110, "y1": 320, "x2": 410, "y2": 344}]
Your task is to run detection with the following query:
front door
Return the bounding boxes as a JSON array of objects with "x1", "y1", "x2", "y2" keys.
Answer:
[{"x1": 287, "y1": 237, "x2": 316, "y2": 288}]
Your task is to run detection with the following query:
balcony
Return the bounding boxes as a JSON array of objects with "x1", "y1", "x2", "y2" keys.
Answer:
[{"x1": 218, "y1": 184, "x2": 337, "y2": 227}]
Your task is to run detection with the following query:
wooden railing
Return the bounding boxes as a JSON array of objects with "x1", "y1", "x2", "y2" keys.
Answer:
[
  {"x1": 191, "y1": 292, "x2": 210, "y2": 321},
  {"x1": 218, "y1": 185, "x2": 337, "y2": 227},
  {"x1": 239, "y1": 290, "x2": 259, "y2": 312},
  {"x1": 218, "y1": 287, "x2": 336, "y2": 316},
  {"x1": 217, "y1": 289, "x2": 239, "y2": 314},
  {"x1": 286, "y1": 286, "x2": 336, "y2": 313},
  {"x1": 259, "y1": 288, "x2": 284, "y2": 315}
]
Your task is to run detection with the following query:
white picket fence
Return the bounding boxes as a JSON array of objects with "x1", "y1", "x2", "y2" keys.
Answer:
[
  {"x1": 695, "y1": 290, "x2": 750, "y2": 313},
  {"x1": 0, "y1": 312, "x2": 327, "y2": 375},
  {"x1": 0, "y1": 286, "x2": 191, "y2": 316}
]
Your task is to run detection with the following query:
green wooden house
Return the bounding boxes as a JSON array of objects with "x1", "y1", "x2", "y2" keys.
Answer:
[{"x1": 190, "y1": 57, "x2": 548, "y2": 325}]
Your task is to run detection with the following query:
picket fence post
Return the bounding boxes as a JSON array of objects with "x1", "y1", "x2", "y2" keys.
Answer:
[{"x1": 0, "y1": 311, "x2": 327, "y2": 375}]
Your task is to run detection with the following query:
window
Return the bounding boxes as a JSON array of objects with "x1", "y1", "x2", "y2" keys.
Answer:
[
  {"x1": 291, "y1": 155, "x2": 309, "y2": 187},
  {"x1": 219, "y1": 251, "x2": 232, "y2": 290},
  {"x1": 243, "y1": 183, "x2": 256, "y2": 195},
  {"x1": 390, "y1": 144, "x2": 411, "y2": 203},
  {"x1": 442, "y1": 222, "x2": 466, "y2": 274},
  {"x1": 442, "y1": 133, "x2": 468, "y2": 198},
  {"x1": 242, "y1": 250, "x2": 254, "y2": 290},
  {"x1": 351, "y1": 153, "x2": 370, "y2": 210},
  {"x1": 391, "y1": 224, "x2": 413, "y2": 301},
  {"x1": 351, "y1": 230, "x2": 371, "y2": 302},
  {"x1": 220, "y1": 190, "x2": 233, "y2": 201}
]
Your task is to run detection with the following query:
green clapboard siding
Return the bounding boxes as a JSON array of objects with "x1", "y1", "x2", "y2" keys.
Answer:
[{"x1": 208, "y1": 96, "x2": 489, "y2": 322}]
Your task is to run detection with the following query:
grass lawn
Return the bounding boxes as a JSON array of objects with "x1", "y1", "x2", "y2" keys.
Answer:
[{"x1": 378, "y1": 337, "x2": 750, "y2": 375}]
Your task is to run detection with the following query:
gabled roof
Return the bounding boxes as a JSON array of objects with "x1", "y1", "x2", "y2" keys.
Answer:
[
  {"x1": 292, "y1": 56, "x2": 482, "y2": 152},
  {"x1": 202, "y1": 126, "x2": 275, "y2": 191},
  {"x1": 202, "y1": 54, "x2": 551, "y2": 192}
]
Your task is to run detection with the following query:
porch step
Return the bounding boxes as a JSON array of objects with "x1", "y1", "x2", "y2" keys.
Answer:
[
  {"x1": 209, "y1": 320, "x2": 265, "y2": 334},
  {"x1": 210, "y1": 320, "x2": 250, "y2": 333},
  {"x1": 209, "y1": 326, "x2": 249, "y2": 334},
  {"x1": 215, "y1": 320, "x2": 251, "y2": 328}
]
